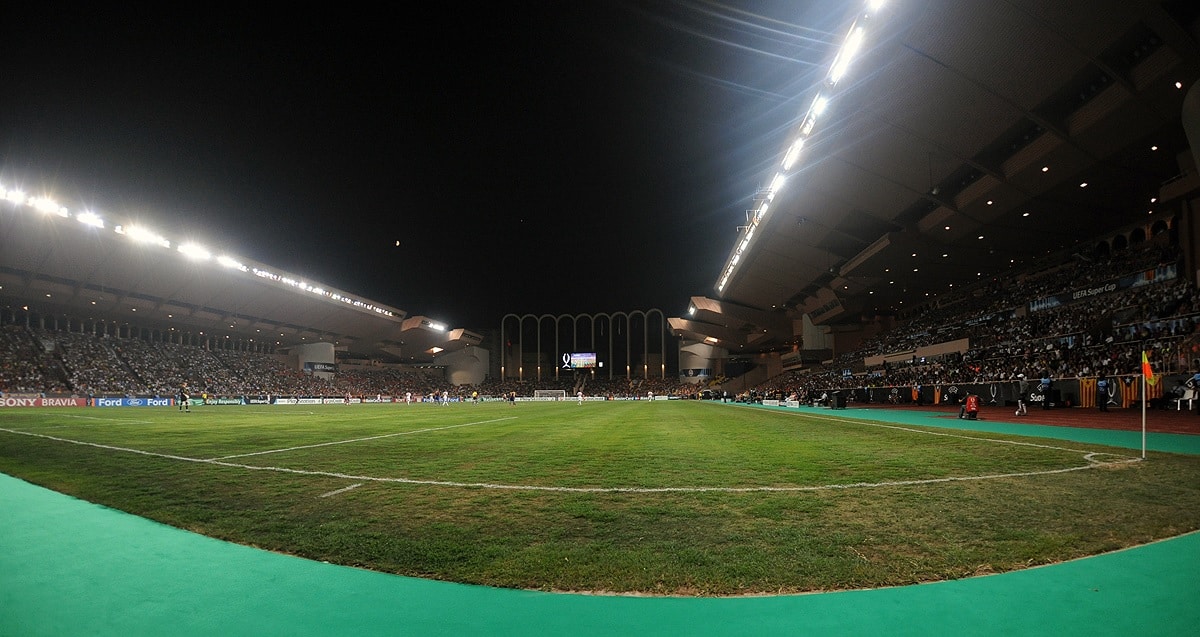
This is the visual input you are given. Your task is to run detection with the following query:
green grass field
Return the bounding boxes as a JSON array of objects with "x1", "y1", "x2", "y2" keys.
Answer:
[{"x1": 2, "y1": 401, "x2": 1199, "y2": 595}]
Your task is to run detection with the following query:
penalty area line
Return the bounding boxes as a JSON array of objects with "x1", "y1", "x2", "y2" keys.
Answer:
[
  {"x1": 780, "y1": 410, "x2": 1136, "y2": 460},
  {"x1": 318, "y1": 483, "x2": 363, "y2": 498}
]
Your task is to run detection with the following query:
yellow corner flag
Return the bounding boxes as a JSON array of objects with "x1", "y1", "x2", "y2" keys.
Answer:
[{"x1": 1142, "y1": 350, "x2": 1158, "y2": 386}]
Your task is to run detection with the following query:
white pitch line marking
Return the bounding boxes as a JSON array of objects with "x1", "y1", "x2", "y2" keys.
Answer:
[
  {"x1": 58, "y1": 414, "x2": 146, "y2": 421},
  {"x1": 319, "y1": 483, "x2": 363, "y2": 498},
  {"x1": 0, "y1": 425, "x2": 1143, "y2": 494},
  {"x1": 207, "y1": 416, "x2": 519, "y2": 461},
  {"x1": 769, "y1": 409, "x2": 1111, "y2": 456}
]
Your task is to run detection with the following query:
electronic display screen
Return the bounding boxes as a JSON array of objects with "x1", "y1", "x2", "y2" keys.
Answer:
[{"x1": 562, "y1": 352, "x2": 597, "y2": 369}]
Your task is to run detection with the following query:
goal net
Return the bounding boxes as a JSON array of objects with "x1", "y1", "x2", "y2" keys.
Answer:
[{"x1": 533, "y1": 389, "x2": 567, "y2": 401}]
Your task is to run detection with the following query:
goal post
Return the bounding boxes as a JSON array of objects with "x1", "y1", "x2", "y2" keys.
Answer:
[{"x1": 533, "y1": 389, "x2": 567, "y2": 401}]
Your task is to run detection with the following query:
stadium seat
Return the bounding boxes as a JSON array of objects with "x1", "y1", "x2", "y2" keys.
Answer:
[{"x1": 1174, "y1": 388, "x2": 1196, "y2": 411}]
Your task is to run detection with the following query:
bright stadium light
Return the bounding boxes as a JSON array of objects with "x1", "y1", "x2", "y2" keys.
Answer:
[
  {"x1": 829, "y1": 24, "x2": 865, "y2": 85},
  {"x1": 800, "y1": 113, "x2": 817, "y2": 136},
  {"x1": 76, "y1": 211, "x2": 105, "y2": 228},
  {"x1": 811, "y1": 94, "x2": 829, "y2": 116},
  {"x1": 782, "y1": 138, "x2": 805, "y2": 170},
  {"x1": 714, "y1": 1, "x2": 887, "y2": 296},
  {"x1": 757, "y1": 202, "x2": 769, "y2": 220},
  {"x1": 120, "y1": 225, "x2": 171, "y2": 248},
  {"x1": 30, "y1": 197, "x2": 69, "y2": 217},
  {"x1": 766, "y1": 173, "x2": 787, "y2": 200},
  {"x1": 3, "y1": 188, "x2": 25, "y2": 204},
  {"x1": 217, "y1": 255, "x2": 249, "y2": 272},
  {"x1": 177, "y1": 242, "x2": 212, "y2": 261}
]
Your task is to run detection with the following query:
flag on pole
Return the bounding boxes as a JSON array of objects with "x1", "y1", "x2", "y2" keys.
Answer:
[{"x1": 1142, "y1": 350, "x2": 1158, "y2": 386}]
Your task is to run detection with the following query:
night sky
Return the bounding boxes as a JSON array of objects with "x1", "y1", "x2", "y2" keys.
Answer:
[{"x1": 2, "y1": 2, "x2": 844, "y2": 329}]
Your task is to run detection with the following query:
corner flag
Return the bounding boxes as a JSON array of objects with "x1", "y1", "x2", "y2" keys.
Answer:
[{"x1": 1142, "y1": 350, "x2": 1158, "y2": 386}]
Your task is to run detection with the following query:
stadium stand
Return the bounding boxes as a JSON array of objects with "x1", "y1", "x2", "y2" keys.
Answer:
[{"x1": 740, "y1": 236, "x2": 1198, "y2": 408}]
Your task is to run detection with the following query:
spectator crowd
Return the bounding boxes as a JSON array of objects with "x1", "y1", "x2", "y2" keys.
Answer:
[{"x1": 2, "y1": 235, "x2": 1194, "y2": 407}]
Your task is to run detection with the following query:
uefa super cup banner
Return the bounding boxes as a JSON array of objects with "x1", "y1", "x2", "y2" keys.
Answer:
[{"x1": 1028, "y1": 263, "x2": 1177, "y2": 312}]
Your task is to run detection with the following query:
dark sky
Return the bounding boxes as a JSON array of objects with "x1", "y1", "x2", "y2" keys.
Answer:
[{"x1": 2, "y1": 2, "x2": 843, "y2": 329}]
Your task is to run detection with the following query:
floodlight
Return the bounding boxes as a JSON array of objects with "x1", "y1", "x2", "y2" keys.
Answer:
[
  {"x1": 76, "y1": 211, "x2": 105, "y2": 228},
  {"x1": 782, "y1": 138, "x2": 805, "y2": 170},
  {"x1": 800, "y1": 115, "x2": 816, "y2": 136},
  {"x1": 829, "y1": 25, "x2": 865, "y2": 85},
  {"x1": 123, "y1": 225, "x2": 170, "y2": 248},
  {"x1": 31, "y1": 197, "x2": 69, "y2": 217},
  {"x1": 757, "y1": 203, "x2": 769, "y2": 219},
  {"x1": 4, "y1": 189, "x2": 25, "y2": 204},
  {"x1": 767, "y1": 173, "x2": 787, "y2": 200},
  {"x1": 811, "y1": 94, "x2": 829, "y2": 116},
  {"x1": 178, "y1": 242, "x2": 212, "y2": 260},
  {"x1": 217, "y1": 255, "x2": 249, "y2": 272},
  {"x1": 712, "y1": 3, "x2": 890, "y2": 294}
]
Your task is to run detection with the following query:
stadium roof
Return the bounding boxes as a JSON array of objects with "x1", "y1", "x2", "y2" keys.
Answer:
[
  {"x1": 671, "y1": 0, "x2": 1200, "y2": 352},
  {"x1": 0, "y1": 207, "x2": 480, "y2": 363},
  {"x1": 4, "y1": 1, "x2": 1199, "y2": 366}
]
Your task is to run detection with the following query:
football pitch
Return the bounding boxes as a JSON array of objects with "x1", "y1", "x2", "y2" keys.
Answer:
[{"x1": 2, "y1": 400, "x2": 1198, "y2": 595}]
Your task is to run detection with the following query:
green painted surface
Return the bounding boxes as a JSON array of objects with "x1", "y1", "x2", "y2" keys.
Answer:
[{"x1": 3, "y1": 407, "x2": 1197, "y2": 636}]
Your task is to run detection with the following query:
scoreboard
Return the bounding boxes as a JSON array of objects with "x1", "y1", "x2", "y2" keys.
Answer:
[{"x1": 561, "y1": 352, "x2": 598, "y2": 369}]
